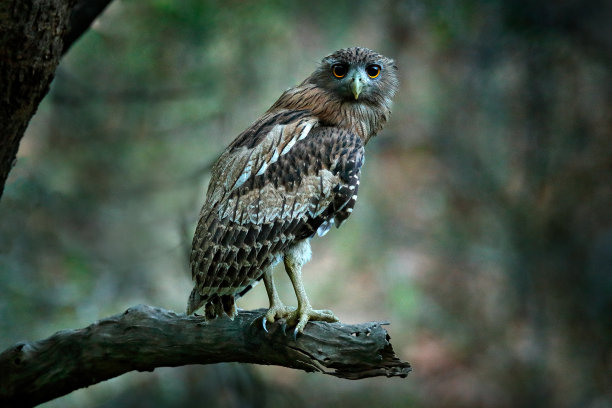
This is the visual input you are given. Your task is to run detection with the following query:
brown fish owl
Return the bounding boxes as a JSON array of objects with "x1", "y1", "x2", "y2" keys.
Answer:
[{"x1": 188, "y1": 47, "x2": 398, "y2": 334}]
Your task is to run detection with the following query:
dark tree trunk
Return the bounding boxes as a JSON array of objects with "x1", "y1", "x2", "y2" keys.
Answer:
[
  {"x1": 0, "y1": 0, "x2": 75, "y2": 199},
  {"x1": 0, "y1": 0, "x2": 114, "y2": 199}
]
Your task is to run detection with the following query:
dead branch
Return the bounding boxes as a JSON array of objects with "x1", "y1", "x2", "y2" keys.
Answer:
[{"x1": 0, "y1": 304, "x2": 410, "y2": 407}]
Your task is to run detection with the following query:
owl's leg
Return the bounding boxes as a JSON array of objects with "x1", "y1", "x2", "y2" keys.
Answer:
[
  {"x1": 284, "y1": 240, "x2": 339, "y2": 337},
  {"x1": 262, "y1": 266, "x2": 295, "y2": 332}
]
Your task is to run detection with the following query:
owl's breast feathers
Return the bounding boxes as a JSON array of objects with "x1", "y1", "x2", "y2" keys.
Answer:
[{"x1": 189, "y1": 110, "x2": 364, "y2": 309}]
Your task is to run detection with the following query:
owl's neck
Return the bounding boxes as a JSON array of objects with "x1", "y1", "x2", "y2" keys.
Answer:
[{"x1": 269, "y1": 83, "x2": 392, "y2": 145}]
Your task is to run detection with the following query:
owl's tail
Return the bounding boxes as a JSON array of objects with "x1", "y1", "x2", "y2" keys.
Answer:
[
  {"x1": 186, "y1": 288, "x2": 237, "y2": 320},
  {"x1": 186, "y1": 288, "x2": 204, "y2": 315}
]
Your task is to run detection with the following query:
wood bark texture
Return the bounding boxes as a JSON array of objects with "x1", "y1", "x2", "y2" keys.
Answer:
[
  {"x1": 0, "y1": 304, "x2": 411, "y2": 407},
  {"x1": 0, "y1": 0, "x2": 76, "y2": 199}
]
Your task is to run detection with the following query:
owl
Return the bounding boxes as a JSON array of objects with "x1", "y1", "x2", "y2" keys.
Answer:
[{"x1": 188, "y1": 47, "x2": 398, "y2": 335}]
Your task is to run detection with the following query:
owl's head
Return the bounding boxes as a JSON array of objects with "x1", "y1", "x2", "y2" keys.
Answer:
[{"x1": 309, "y1": 47, "x2": 398, "y2": 106}]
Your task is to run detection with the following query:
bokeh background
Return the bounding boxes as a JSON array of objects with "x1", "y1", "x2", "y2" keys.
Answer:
[{"x1": 1, "y1": 0, "x2": 611, "y2": 407}]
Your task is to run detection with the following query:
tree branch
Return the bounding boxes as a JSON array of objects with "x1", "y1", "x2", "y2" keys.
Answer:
[
  {"x1": 0, "y1": 304, "x2": 411, "y2": 406},
  {"x1": 62, "y1": 0, "x2": 114, "y2": 55}
]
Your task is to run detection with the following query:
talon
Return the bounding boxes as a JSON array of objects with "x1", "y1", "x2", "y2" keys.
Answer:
[
  {"x1": 281, "y1": 321, "x2": 288, "y2": 335},
  {"x1": 262, "y1": 316, "x2": 268, "y2": 333},
  {"x1": 293, "y1": 326, "x2": 299, "y2": 341}
]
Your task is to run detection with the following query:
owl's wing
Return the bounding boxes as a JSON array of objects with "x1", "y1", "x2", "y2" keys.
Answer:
[
  {"x1": 191, "y1": 124, "x2": 364, "y2": 300},
  {"x1": 204, "y1": 109, "x2": 318, "y2": 210},
  {"x1": 215, "y1": 125, "x2": 364, "y2": 236}
]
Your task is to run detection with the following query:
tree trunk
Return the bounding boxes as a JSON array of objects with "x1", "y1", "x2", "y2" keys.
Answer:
[{"x1": 0, "y1": 0, "x2": 74, "y2": 199}]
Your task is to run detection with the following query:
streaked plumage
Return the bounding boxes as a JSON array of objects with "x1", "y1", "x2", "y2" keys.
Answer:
[{"x1": 188, "y1": 47, "x2": 398, "y2": 333}]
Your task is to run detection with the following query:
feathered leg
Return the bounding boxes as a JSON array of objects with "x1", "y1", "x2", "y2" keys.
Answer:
[{"x1": 284, "y1": 240, "x2": 338, "y2": 337}]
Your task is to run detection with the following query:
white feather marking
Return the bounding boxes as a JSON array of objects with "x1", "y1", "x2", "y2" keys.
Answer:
[
  {"x1": 347, "y1": 208, "x2": 353, "y2": 213},
  {"x1": 269, "y1": 149, "x2": 280, "y2": 165},
  {"x1": 298, "y1": 122, "x2": 314, "y2": 140},
  {"x1": 232, "y1": 163, "x2": 252, "y2": 190},
  {"x1": 255, "y1": 161, "x2": 268, "y2": 176},
  {"x1": 281, "y1": 136, "x2": 297, "y2": 155},
  {"x1": 317, "y1": 219, "x2": 334, "y2": 237}
]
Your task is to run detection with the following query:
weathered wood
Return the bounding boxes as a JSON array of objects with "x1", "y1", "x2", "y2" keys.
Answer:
[{"x1": 0, "y1": 304, "x2": 410, "y2": 407}]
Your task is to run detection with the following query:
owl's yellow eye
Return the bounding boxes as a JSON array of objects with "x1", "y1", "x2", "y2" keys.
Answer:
[
  {"x1": 332, "y1": 64, "x2": 348, "y2": 78},
  {"x1": 366, "y1": 64, "x2": 381, "y2": 79}
]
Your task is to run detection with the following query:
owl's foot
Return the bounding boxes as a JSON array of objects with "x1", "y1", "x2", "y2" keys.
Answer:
[
  {"x1": 287, "y1": 306, "x2": 339, "y2": 339},
  {"x1": 262, "y1": 304, "x2": 296, "y2": 332}
]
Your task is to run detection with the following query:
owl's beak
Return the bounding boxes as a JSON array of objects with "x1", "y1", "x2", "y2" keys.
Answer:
[{"x1": 350, "y1": 74, "x2": 365, "y2": 100}]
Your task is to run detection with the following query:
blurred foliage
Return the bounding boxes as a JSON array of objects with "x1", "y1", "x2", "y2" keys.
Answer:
[{"x1": 1, "y1": 0, "x2": 611, "y2": 407}]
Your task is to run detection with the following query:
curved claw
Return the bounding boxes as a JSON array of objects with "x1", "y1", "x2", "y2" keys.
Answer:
[
  {"x1": 293, "y1": 326, "x2": 299, "y2": 341},
  {"x1": 262, "y1": 316, "x2": 268, "y2": 333}
]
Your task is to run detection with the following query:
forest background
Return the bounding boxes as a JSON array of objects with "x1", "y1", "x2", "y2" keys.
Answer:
[{"x1": 1, "y1": 0, "x2": 610, "y2": 407}]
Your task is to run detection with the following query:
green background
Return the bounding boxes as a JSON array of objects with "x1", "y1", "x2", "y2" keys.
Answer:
[{"x1": 1, "y1": 0, "x2": 611, "y2": 407}]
